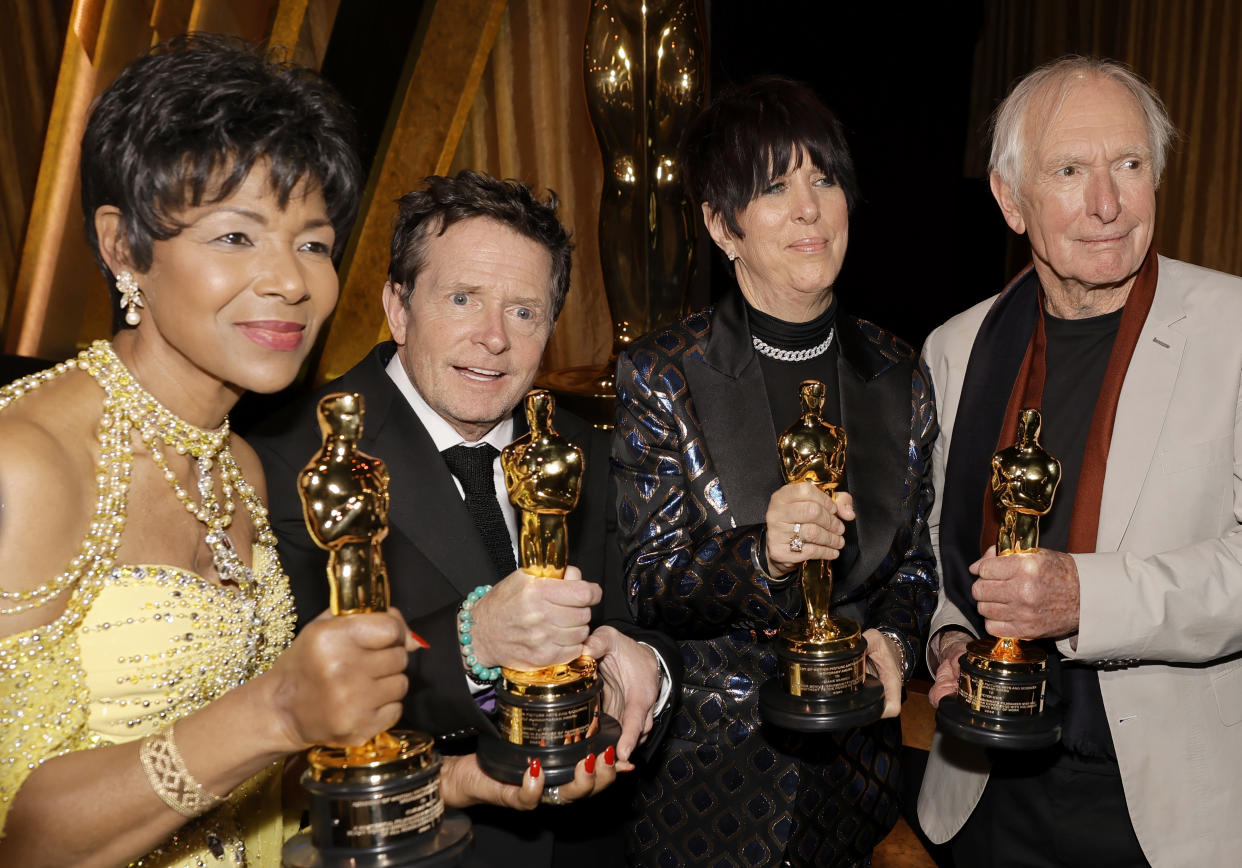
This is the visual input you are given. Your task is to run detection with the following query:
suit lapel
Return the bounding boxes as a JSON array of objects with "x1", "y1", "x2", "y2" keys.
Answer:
[
  {"x1": 354, "y1": 355, "x2": 497, "y2": 598},
  {"x1": 837, "y1": 318, "x2": 906, "y2": 588},
  {"x1": 544, "y1": 407, "x2": 595, "y2": 560},
  {"x1": 684, "y1": 292, "x2": 783, "y2": 527},
  {"x1": 1097, "y1": 267, "x2": 1187, "y2": 553}
]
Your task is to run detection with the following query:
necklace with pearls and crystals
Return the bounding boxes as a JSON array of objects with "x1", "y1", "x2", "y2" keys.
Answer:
[
  {"x1": 0, "y1": 341, "x2": 279, "y2": 615},
  {"x1": 0, "y1": 353, "x2": 129, "y2": 614},
  {"x1": 88, "y1": 342, "x2": 255, "y2": 589},
  {"x1": 751, "y1": 326, "x2": 835, "y2": 362}
]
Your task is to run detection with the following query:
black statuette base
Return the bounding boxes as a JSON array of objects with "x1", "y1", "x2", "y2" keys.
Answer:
[
  {"x1": 759, "y1": 676, "x2": 884, "y2": 732},
  {"x1": 936, "y1": 644, "x2": 1061, "y2": 750},
  {"x1": 936, "y1": 696, "x2": 1061, "y2": 750},
  {"x1": 477, "y1": 713, "x2": 621, "y2": 785},
  {"x1": 282, "y1": 810, "x2": 472, "y2": 867}
]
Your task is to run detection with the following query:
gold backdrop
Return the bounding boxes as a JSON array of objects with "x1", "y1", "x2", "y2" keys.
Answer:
[
  {"x1": 449, "y1": 0, "x2": 611, "y2": 374},
  {"x1": 2, "y1": 0, "x2": 1241, "y2": 371}
]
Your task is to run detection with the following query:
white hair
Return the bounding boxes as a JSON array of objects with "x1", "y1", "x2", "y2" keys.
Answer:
[{"x1": 989, "y1": 56, "x2": 1178, "y2": 193}]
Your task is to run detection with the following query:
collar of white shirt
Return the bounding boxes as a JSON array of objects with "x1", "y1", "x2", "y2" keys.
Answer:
[
  {"x1": 384, "y1": 351, "x2": 516, "y2": 452},
  {"x1": 383, "y1": 351, "x2": 674, "y2": 714}
]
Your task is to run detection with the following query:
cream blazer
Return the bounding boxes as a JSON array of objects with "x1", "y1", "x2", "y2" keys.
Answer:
[{"x1": 917, "y1": 256, "x2": 1242, "y2": 866}]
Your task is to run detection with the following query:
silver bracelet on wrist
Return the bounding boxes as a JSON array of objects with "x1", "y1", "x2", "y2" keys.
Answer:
[{"x1": 875, "y1": 628, "x2": 912, "y2": 682}]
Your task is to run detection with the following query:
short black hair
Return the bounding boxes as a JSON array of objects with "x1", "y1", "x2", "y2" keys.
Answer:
[
  {"x1": 681, "y1": 76, "x2": 859, "y2": 239},
  {"x1": 387, "y1": 170, "x2": 573, "y2": 321},
  {"x1": 80, "y1": 33, "x2": 362, "y2": 295}
]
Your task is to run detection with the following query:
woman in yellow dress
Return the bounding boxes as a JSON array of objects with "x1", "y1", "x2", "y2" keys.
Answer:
[{"x1": 0, "y1": 35, "x2": 562, "y2": 867}]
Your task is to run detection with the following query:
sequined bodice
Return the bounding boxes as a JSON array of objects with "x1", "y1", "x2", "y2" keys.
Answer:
[
  {"x1": 81, "y1": 555, "x2": 293, "y2": 742},
  {"x1": 0, "y1": 344, "x2": 298, "y2": 866}
]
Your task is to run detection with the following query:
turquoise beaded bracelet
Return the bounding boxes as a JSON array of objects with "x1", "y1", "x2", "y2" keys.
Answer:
[{"x1": 459, "y1": 584, "x2": 501, "y2": 683}]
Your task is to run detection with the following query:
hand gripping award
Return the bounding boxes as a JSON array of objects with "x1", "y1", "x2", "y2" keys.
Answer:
[
  {"x1": 758, "y1": 380, "x2": 884, "y2": 731},
  {"x1": 936, "y1": 407, "x2": 1063, "y2": 749},
  {"x1": 476, "y1": 390, "x2": 621, "y2": 784},
  {"x1": 283, "y1": 393, "x2": 472, "y2": 868}
]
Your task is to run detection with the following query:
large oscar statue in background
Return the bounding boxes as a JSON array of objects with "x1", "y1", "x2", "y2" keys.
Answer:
[
  {"x1": 283, "y1": 393, "x2": 471, "y2": 868},
  {"x1": 541, "y1": 0, "x2": 705, "y2": 426}
]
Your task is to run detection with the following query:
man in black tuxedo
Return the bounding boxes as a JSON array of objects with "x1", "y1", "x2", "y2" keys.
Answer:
[{"x1": 250, "y1": 170, "x2": 677, "y2": 867}]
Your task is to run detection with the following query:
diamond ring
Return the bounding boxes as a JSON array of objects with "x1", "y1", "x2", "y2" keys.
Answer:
[
  {"x1": 789, "y1": 534, "x2": 804, "y2": 553},
  {"x1": 540, "y1": 785, "x2": 565, "y2": 806}
]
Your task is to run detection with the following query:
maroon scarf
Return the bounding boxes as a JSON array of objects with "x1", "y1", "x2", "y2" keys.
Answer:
[{"x1": 981, "y1": 248, "x2": 1159, "y2": 555}]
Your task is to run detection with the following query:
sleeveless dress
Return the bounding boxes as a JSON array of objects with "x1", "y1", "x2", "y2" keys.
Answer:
[{"x1": 0, "y1": 344, "x2": 298, "y2": 867}]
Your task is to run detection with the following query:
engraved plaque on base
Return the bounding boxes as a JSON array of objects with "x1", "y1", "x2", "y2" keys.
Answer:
[
  {"x1": 759, "y1": 616, "x2": 884, "y2": 731},
  {"x1": 478, "y1": 655, "x2": 622, "y2": 785},
  {"x1": 475, "y1": 391, "x2": 620, "y2": 784},
  {"x1": 758, "y1": 381, "x2": 884, "y2": 732},
  {"x1": 936, "y1": 408, "x2": 1062, "y2": 750},
  {"x1": 283, "y1": 394, "x2": 471, "y2": 866},
  {"x1": 283, "y1": 732, "x2": 472, "y2": 867}
]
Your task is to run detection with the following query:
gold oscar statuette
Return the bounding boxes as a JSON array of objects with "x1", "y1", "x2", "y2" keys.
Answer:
[
  {"x1": 475, "y1": 390, "x2": 621, "y2": 785},
  {"x1": 935, "y1": 407, "x2": 1063, "y2": 749},
  {"x1": 758, "y1": 380, "x2": 884, "y2": 731},
  {"x1": 282, "y1": 393, "x2": 471, "y2": 868}
]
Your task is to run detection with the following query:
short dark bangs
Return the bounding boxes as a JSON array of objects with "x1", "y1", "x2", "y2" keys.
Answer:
[
  {"x1": 81, "y1": 34, "x2": 361, "y2": 286},
  {"x1": 682, "y1": 76, "x2": 859, "y2": 239}
]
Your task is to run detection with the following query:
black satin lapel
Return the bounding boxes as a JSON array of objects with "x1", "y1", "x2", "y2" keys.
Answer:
[
  {"x1": 837, "y1": 351, "x2": 907, "y2": 593},
  {"x1": 704, "y1": 288, "x2": 761, "y2": 377},
  {"x1": 548, "y1": 406, "x2": 593, "y2": 562},
  {"x1": 365, "y1": 379, "x2": 497, "y2": 600},
  {"x1": 939, "y1": 268, "x2": 1041, "y2": 636},
  {"x1": 686, "y1": 293, "x2": 783, "y2": 527}
]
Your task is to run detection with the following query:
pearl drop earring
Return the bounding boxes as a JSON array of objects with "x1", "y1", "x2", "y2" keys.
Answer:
[{"x1": 116, "y1": 271, "x2": 144, "y2": 326}]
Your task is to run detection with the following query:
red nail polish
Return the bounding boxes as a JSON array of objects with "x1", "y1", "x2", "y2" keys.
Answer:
[
  {"x1": 409, "y1": 630, "x2": 430, "y2": 649},
  {"x1": 529, "y1": 758, "x2": 541, "y2": 779},
  {"x1": 584, "y1": 752, "x2": 596, "y2": 774},
  {"x1": 604, "y1": 745, "x2": 616, "y2": 766}
]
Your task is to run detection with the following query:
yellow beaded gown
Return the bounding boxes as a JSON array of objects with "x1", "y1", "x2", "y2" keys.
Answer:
[{"x1": 0, "y1": 343, "x2": 297, "y2": 867}]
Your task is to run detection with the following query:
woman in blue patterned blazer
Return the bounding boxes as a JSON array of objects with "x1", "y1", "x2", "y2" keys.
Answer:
[{"x1": 612, "y1": 77, "x2": 938, "y2": 868}]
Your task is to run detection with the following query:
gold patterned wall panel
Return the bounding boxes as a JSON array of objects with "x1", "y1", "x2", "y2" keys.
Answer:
[
  {"x1": 5, "y1": 0, "x2": 337, "y2": 359},
  {"x1": 269, "y1": 0, "x2": 340, "y2": 68},
  {"x1": 450, "y1": 0, "x2": 612, "y2": 374},
  {"x1": 313, "y1": 0, "x2": 509, "y2": 382},
  {"x1": 0, "y1": 1, "x2": 69, "y2": 337},
  {"x1": 5, "y1": 0, "x2": 153, "y2": 357},
  {"x1": 149, "y1": 0, "x2": 195, "y2": 43},
  {"x1": 186, "y1": 0, "x2": 277, "y2": 41}
]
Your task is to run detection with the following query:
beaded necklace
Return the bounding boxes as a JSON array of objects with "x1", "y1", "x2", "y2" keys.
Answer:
[
  {"x1": 87, "y1": 341, "x2": 264, "y2": 590},
  {"x1": 0, "y1": 340, "x2": 276, "y2": 615}
]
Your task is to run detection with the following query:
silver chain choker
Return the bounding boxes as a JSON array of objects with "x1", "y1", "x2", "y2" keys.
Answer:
[{"x1": 751, "y1": 327, "x2": 835, "y2": 362}]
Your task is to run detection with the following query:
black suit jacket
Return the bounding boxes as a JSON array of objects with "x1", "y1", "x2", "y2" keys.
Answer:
[
  {"x1": 613, "y1": 291, "x2": 938, "y2": 866},
  {"x1": 250, "y1": 342, "x2": 677, "y2": 867}
]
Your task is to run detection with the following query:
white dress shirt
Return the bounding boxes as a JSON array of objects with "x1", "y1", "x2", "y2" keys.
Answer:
[{"x1": 385, "y1": 354, "x2": 672, "y2": 711}]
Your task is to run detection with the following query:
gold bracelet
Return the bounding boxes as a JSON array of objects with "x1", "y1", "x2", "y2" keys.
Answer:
[{"x1": 138, "y1": 724, "x2": 226, "y2": 818}]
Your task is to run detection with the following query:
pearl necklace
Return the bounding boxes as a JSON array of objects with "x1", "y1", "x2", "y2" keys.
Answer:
[
  {"x1": 0, "y1": 342, "x2": 270, "y2": 614},
  {"x1": 751, "y1": 326, "x2": 835, "y2": 362},
  {"x1": 87, "y1": 342, "x2": 256, "y2": 589},
  {"x1": 0, "y1": 353, "x2": 128, "y2": 614}
]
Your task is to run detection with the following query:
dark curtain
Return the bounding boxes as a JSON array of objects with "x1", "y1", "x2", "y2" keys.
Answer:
[{"x1": 968, "y1": 0, "x2": 1242, "y2": 280}]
